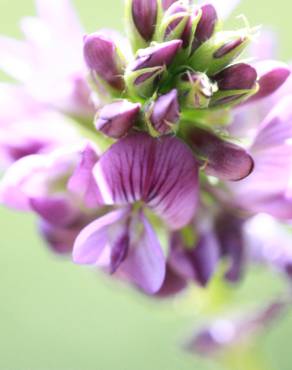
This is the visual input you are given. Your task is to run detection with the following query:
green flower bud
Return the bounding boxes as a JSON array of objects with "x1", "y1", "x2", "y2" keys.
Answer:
[
  {"x1": 188, "y1": 28, "x2": 253, "y2": 75},
  {"x1": 125, "y1": 65, "x2": 165, "y2": 99},
  {"x1": 177, "y1": 71, "x2": 217, "y2": 109}
]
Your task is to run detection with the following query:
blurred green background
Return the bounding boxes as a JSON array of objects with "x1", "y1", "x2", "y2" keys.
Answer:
[{"x1": 1, "y1": 1, "x2": 292, "y2": 369}]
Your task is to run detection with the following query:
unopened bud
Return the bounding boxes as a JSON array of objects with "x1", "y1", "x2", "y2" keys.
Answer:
[
  {"x1": 95, "y1": 100, "x2": 141, "y2": 138},
  {"x1": 125, "y1": 65, "x2": 165, "y2": 98},
  {"x1": 130, "y1": 40, "x2": 183, "y2": 71},
  {"x1": 210, "y1": 63, "x2": 258, "y2": 107},
  {"x1": 158, "y1": 2, "x2": 191, "y2": 47},
  {"x1": 191, "y1": 4, "x2": 218, "y2": 53},
  {"x1": 189, "y1": 29, "x2": 252, "y2": 75},
  {"x1": 178, "y1": 71, "x2": 217, "y2": 109},
  {"x1": 83, "y1": 33, "x2": 125, "y2": 91},
  {"x1": 148, "y1": 89, "x2": 180, "y2": 135},
  {"x1": 126, "y1": 0, "x2": 158, "y2": 51}
]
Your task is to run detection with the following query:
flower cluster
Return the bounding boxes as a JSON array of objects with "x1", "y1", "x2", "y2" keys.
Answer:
[{"x1": 1, "y1": 0, "x2": 292, "y2": 361}]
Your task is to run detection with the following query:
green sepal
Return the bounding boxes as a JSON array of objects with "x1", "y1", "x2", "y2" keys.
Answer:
[
  {"x1": 210, "y1": 83, "x2": 259, "y2": 109},
  {"x1": 189, "y1": 28, "x2": 253, "y2": 75},
  {"x1": 125, "y1": 65, "x2": 165, "y2": 100}
]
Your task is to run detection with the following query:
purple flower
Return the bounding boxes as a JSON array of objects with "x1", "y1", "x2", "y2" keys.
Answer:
[
  {"x1": 0, "y1": 143, "x2": 102, "y2": 253},
  {"x1": 229, "y1": 95, "x2": 292, "y2": 218},
  {"x1": 73, "y1": 132, "x2": 199, "y2": 294},
  {"x1": 95, "y1": 100, "x2": 141, "y2": 138},
  {"x1": 0, "y1": 0, "x2": 95, "y2": 119}
]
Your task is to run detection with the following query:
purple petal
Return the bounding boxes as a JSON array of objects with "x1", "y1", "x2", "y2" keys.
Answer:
[
  {"x1": 192, "y1": 4, "x2": 218, "y2": 51},
  {"x1": 187, "y1": 127, "x2": 254, "y2": 181},
  {"x1": 94, "y1": 132, "x2": 199, "y2": 229},
  {"x1": 39, "y1": 220, "x2": 84, "y2": 255},
  {"x1": 168, "y1": 231, "x2": 219, "y2": 286},
  {"x1": 73, "y1": 209, "x2": 128, "y2": 265},
  {"x1": 215, "y1": 213, "x2": 245, "y2": 282},
  {"x1": 229, "y1": 96, "x2": 292, "y2": 218},
  {"x1": 149, "y1": 89, "x2": 180, "y2": 134},
  {"x1": 30, "y1": 196, "x2": 79, "y2": 227},
  {"x1": 68, "y1": 143, "x2": 101, "y2": 207},
  {"x1": 95, "y1": 100, "x2": 141, "y2": 138},
  {"x1": 155, "y1": 266, "x2": 188, "y2": 298},
  {"x1": 131, "y1": 40, "x2": 182, "y2": 71},
  {"x1": 83, "y1": 33, "x2": 125, "y2": 90},
  {"x1": 213, "y1": 63, "x2": 257, "y2": 90},
  {"x1": 248, "y1": 60, "x2": 291, "y2": 102},
  {"x1": 119, "y1": 213, "x2": 165, "y2": 294},
  {"x1": 132, "y1": 0, "x2": 158, "y2": 41}
]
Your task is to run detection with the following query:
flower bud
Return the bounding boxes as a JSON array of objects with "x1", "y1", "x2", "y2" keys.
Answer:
[
  {"x1": 130, "y1": 40, "x2": 183, "y2": 71},
  {"x1": 148, "y1": 89, "x2": 180, "y2": 135},
  {"x1": 125, "y1": 65, "x2": 165, "y2": 98},
  {"x1": 210, "y1": 63, "x2": 258, "y2": 107},
  {"x1": 189, "y1": 29, "x2": 252, "y2": 75},
  {"x1": 191, "y1": 4, "x2": 218, "y2": 53},
  {"x1": 158, "y1": 2, "x2": 191, "y2": 47},
  {"x1": 126, "y1": 0, "x2": 158, "y2": 51},
  {"x1": 178, "y1": 71, "x2": 217, "y2": 109},
  {"x1": 83, "y1": 33, "x2": 125, "y2": 91},
  {"x1": 185, "y1": 126, "x2": 254, "y2": 181},
  {"x1": 95, "y1": 100, "x2": 141, "y2": 138}
]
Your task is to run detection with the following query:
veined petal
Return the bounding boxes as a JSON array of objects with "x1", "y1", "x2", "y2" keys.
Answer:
[
  {"x1": 73, "y1": 209, "x2": 129, "y2": 265},
  {"x1": 93, "y1": 132, "x2": 199, "y2": 229},
  {"x1": 120, "y1": 213, "x2": 165, "y2": 294}
]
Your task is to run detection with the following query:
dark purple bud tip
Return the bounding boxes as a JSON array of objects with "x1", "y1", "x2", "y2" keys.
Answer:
[
  {"x1": 192, "y1": 4, "x2": 218, "y2": 52},
  {"x1": 132, "y1": 0, "x2": 158, "y2": 41},
  {"x1": 213, "y1": 63, "x2": 257, "y2": 90},
  {"x1": 83, "y1": 33, "x2": 125, "y2": 90},
  {"x1": 187, "y1": 127, "x2": 254, "y2": 181},
  {"x1": 131, "y1": 40, "x2": 183, "y2": 71},
  {"x1": 95, "y1": 100, "x2": 141, "y2": 138},
  {"x1": 149, "y1": 89, "x2": 180, "y2": 134},
  {"x1": 213, "y1": 37, "x2": 246, "y2": 59},
  {"x1": 249, "y1": 60, "x2": 291, "y2": 102}
]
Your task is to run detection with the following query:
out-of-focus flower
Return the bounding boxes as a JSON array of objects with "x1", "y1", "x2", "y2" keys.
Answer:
[
  {"x1": 0, "y1": 143, "x2": 102, "y2": 254},
  {"x1": 0, "y1": 0, "x2": 95, "y2": 119},
  {"x1": 186, "y1": 300, "x2": 287, "y2": 356}
]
